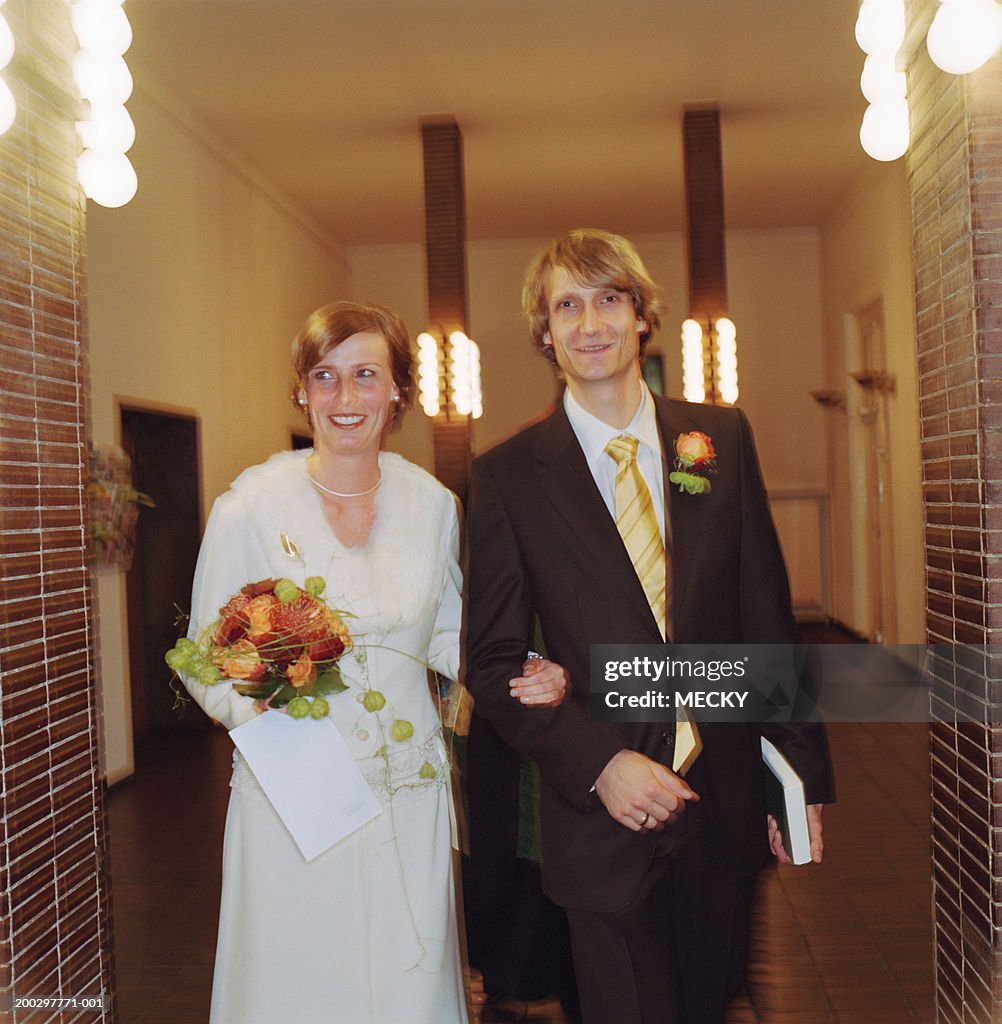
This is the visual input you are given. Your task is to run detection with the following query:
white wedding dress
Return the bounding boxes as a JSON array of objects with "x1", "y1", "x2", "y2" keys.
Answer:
[{"x1": 183, "y1": 449, "x2": 469, "y2": 1024}]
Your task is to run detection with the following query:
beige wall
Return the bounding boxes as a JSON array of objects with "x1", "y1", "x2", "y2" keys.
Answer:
[
  {"x1": 819, "y1": 163, "x2": 924, "y2": 642},
  {"x1": 88, "y1": 84, "x2": 350, "y2": 783}
]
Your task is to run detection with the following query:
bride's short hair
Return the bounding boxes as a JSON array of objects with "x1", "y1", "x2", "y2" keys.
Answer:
[{"x1": 292, "y1": 301, "x2": 415, "y2": 429}]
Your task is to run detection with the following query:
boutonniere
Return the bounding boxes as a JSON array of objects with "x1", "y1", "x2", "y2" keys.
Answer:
[{"x1": 669, "y1": 431, "x2": 717, "y2": 495}]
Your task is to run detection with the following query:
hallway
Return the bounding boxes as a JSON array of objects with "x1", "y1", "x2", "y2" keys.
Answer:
[{"x1": 106, "y1": 721, "x2": 933, "y2": 1023}]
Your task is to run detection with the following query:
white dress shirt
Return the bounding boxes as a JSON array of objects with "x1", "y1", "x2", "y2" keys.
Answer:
[{"x1": 563, "y1": 379, "x2": 666, "y2": 540}]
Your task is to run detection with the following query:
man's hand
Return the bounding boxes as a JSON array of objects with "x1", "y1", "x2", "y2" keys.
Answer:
[
  {"x1": 509, "y1": 657, "x2": 570, "y2": 707},
  {"x1": 768, "y1": 803, "x2": 824, "y2": 864},
  {"x1": 594, "y1": 749, "x2": 699, "y2": 832}
]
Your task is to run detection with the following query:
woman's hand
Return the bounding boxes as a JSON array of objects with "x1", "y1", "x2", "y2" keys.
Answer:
[{"x1": 508, "y1": 656, "x2": 570, "y2": 707}]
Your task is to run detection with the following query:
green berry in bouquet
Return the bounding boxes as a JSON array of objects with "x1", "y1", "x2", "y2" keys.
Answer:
[
  {"x1": 287, "y1": 696, "x2": 310, "y2": 719},
  {"x1": 362, "y1": 689, "x2": 386, "y2": 713},
  {"x1": 390, "y1": 719, "x2": 414, "y2": 743}
]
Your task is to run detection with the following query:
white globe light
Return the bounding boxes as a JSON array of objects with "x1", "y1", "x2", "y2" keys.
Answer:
[
  {"x1": 0, "y1": 76, "x2": 15, "y2": 136},
  {"x1": 0, "y1": 13, "x2": 14, "y2": 69},
  {"x1": 714, "y1": 317, "x2": 737, "y2": 343},
  {"x1": 855, "y1": 0, "x2": 907, "y2": 55},
  {"x1": 78, "y1": 103, "x2": 135, "y2": 154},
  {"x1": 860, "y1": 54, "x2": 907, "y2": 103},
  {"x1": 859, "y1": 99, "x2": 910, "y2": 161},
  {"x1": 72, "y1": 0, "x2": 132, "y2": 56},
  {"x1": 78, "y1": 149, "x2": 138, "y2": 207},
  {"x1": 681, "y1": 319, "x2": 703, "y2": 345},
  {"x1": 927, "y1": 0, "x2": 1002, "y2": 75},
  {"x1": 73, "y1": 51, "x2": 133, "y2": 105}
]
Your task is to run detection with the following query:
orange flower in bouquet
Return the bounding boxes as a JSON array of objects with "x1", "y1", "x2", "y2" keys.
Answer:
[{"x1": 166, "y1": 576, "x2": 352, "y2": 720}]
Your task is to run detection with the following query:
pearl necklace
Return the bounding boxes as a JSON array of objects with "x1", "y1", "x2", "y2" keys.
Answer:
[{"x1": 308, "y1": 472, "x2": 381, "y2": 499}]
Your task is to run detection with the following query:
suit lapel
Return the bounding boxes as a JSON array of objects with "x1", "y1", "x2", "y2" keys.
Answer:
[
  {"x1": 654, "y1": 396, "x2": 706, "y2": 637},
  {"x1": 533, "y1": 405, "x2": 662, "y2": 640}
]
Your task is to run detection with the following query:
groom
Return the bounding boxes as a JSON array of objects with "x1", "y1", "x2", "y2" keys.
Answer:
[{"x1": 464, "y1": 229, "x2": 833, "y2": 1024}]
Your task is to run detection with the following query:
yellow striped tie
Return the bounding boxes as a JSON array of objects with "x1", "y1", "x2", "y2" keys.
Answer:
[{"x1": 605, "y1": 434, "x2": 701, "y2": 775}]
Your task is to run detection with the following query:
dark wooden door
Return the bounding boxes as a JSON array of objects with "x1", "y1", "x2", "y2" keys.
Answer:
[{"x1": 121, "y1": 408, "x2": 204, "y2": 737}]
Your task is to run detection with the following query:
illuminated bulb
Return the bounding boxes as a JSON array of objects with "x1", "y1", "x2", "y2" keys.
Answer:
[
  {"x1": 860, "y1": 54, "x2": 907, "y2": 103},
  {"x1": 855, "y1": 0, "x2": 906, "y2": 56},
  {"x1": 71, "y1": 0, "x2": 132, "y2": 57},
  {"x1": 0, "y1": 11, "x2": 14, "y2": 69},
  {"x1": 78, "y1": 149, "x2": 137, "y2": 207},
  {"x1": 681, "y1": 319, "x2": 705, "y2": 404},
  {"x1": 449, "y1": 331, "x2": 472, "y2": 415},
  {"x1": 714, "y1": 317, "x2": 736, "y2": 343},
  {"x1": 468, "y1": 339, "x2": 483, "y2": 419},
  {"x1": 73, "y1": 50, "x2": 133, "y2": 105},
  {"x1": 927, "y1": 0, "x2": 1002, "y2": 75},
  {"x1": 0, "y1": 76, "x2": 14, "y2": 136},
  {"x1": 681, "y1": 319, "x2": 703, "y2": 346},
  {"x1": 859, "y1": 98, "x2": 910, "y2": 161},
  {"x1": 714, "y1": 319, "x2": 738, "y2": 406},
  {"x1": 78, "y1": 103, "x2": 135, "y2": 154},
  {"x1": 416, "y1": 332, "x2": 441, "y2": 417}
]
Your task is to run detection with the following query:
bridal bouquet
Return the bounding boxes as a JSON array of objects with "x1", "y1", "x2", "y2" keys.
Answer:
[{"x1": 166, "y1": 576, "x2": 352, "y2": 720}]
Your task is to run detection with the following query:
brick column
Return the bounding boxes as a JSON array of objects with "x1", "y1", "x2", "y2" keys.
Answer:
[
  {"x1": 905, "y1": 1, "x2": 1002, "y2": 1020},
  {"x1": 421, "y1": 116, "x2": 472, "y2": 502},
  {"x1": 682, "y1": 106, "x2": 728, "y2": 323},
  {"x1": 0, "y1": 1, "x2": 115, "y2": 1018}
]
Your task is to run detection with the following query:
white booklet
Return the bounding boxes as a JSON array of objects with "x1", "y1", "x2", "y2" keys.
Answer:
[
  {"x1": 761, "y1": 736, "x2": 811, "y2": 865},
  {"x1": 230, "y1": 712, "x2": 382, "y2": 862}
]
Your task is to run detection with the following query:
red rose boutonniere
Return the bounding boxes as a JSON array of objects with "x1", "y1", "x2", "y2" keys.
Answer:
[{"x1": 669, "y1": 431, "x2": 717, "y2": 495}]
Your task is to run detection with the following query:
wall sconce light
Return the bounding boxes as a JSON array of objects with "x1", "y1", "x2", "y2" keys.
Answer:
[
  {"x1": 417, "y1": 331, "x2": 442, "y2": 417},
  {"x1": 681, "y1": 317, "x2": 738, "y2": 406},
  {"x1": 810, "y1": 388, "x2": 847, "y2": 411},
  {"x1": 681, "y1": 319, "x2": 705, "y2": 403},
  {"x1": 855, "y1": 0, "x2": 1001, "y2": 162},
  {"x1": 850, "y1": 369, "x2": 897, "y2": 393},
  {"x1": 416, "y1": 328, "x2": 483, "y2": 420},
  {"x1": 855, "y1": 0, "x2": 910, "y2": 162},
  {"x1": 73, "y1": 0, "x2": 138, "y2": 208},
  {"x1": 0, "y1": 0, "x2": 15, "y2": 137},
  {"x1": 927, "y1": 0, "x2": 1002, "y2": 74}
]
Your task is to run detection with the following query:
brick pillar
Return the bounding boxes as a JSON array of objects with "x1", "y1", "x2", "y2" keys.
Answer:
[
  {"x1": 682, "y1": 106, "x2": 729, "y2": 403},
  {"x1": 421, "y1": 116, "x2": 472, "y2": 502},
  {"x1": 0, "y1": 1, "x2": 116, "y2": 1018},
  {"x1": 905, "y1": 1, "x2": 1002, "y2": 1020},
  {"x1": 682, "y1": 106, "x2": 728, "y2": 324}
]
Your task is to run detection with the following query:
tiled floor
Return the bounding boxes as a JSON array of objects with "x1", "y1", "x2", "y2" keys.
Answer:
[{"x1": 106, "y1": 722, "x2": 933, "y2": 1023}]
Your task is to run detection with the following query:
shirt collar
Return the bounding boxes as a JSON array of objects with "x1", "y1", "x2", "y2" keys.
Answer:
[{"x1": 563, "y1": 379, "x2": 662, "y2": 464}]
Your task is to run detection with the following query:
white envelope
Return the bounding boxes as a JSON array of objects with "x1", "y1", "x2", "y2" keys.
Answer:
[{"x1": 230, "y1": 712, "x2": 382, "y2": 861}]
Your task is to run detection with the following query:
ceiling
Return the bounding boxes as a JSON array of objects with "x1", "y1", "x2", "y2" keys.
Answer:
[{"x1": 125, "y1": 0, "x2": 873, "y2": 246}]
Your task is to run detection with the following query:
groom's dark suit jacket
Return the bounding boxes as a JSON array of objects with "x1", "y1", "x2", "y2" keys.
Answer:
[{"x1": 465, "y1": 393, "x2": 833, "y2": 913}]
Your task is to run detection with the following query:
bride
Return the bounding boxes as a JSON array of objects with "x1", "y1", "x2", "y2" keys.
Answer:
[{"x1": 182, "y1": 301, "x2": 568, "y2": 1023}]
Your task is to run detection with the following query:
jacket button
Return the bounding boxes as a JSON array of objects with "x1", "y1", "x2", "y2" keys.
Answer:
[{"x1": 661, "y1": 730, "x2": 675, "y2": 747}]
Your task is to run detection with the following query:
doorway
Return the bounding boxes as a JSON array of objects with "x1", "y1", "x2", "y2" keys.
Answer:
[
  {"x1": 121, "y1": 407, "x2": 204, "y2": 739},
  {"x1": 847, "y1": 302, "x2": 897, "y2": 645}
]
